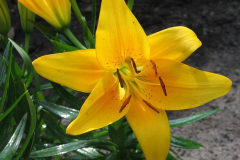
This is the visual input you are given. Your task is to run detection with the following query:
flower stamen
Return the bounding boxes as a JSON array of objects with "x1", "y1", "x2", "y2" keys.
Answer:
[
  {"x1": 142, "y1": 99, "x2": 159, "y2": 113},
  {"x1": 131, "y1": 58, "x2": 138, "y2": 74},
  {"x1": 158, "y1": 76, "x2": 167, "y2": 96},
  {"x1": 119, "y1": 95, "x2": 132, "y2": 113},
  {"x1": 150, "y1": 60, "x2": 158, "y2": 76},
  {"x1": 117, "y1": 69, "x2": 124, "y2": 88}
]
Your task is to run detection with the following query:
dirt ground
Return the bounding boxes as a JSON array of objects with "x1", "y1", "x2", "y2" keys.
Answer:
[{"x1": 5, "y1": 0, "x2": 240, "y2": 159}]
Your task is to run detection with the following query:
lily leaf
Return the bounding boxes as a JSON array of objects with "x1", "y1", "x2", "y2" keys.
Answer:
[
  {"x1": 30, "y1": 139, "x2": 114, "y2": 158},
  {"x1": 0, "y1": 113, "x2": 27, "y2": 159},
  {"x1": 169, "y1": 108, "x2": 223, "y2": 128},
  {"x1": 0, "y1": 42, "x2": 10, "y2": 87},
  {"x1": 51, "y1": 82, "x2": 84, "y2": 109},
  {"x1": 38, "y1": 100, "x2": 78, "y2": 121},
  {"x1": 9, "y1": 39, "x2": 33, "y2": 88},
  {"x1": 51, "y1": 40, "x2": 79, "y2": 52},
  {"x1": 171, "y1": 136, "x2": 204, "y2": 149}
]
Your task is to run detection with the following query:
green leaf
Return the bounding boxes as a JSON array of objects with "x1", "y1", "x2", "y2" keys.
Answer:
[
  {"x1": 0, "y1": 91, "x2": 28, "y2": 121},
  {"x1": 0, "y1": 113, "x2": 27, "y2": 159},
  {"x1": 29, "y1": 20, "x2": 72, "y2": 45},
  {"x1": 63, "y1": 148, "x2": 105, "y2": 160},
  {"x1": 166, "y1": 153, "x2": 177, "y2": 160},
  {"x1": 0, "y1": 112, "x2": 13, "y2": 151},
  {"x1": 171, "y1": 136, "x2": 204, "y2": 149},
  {"x1": 169, "y1": 108, "x2": 223, "y2": 128},
  {"x1": 30, "y1": 139, "x2": 114, "y2": 158},
  {"x1": 14, "y1": 76, "x2": 37, "y2": 160},
  {"x1": 51, "y1": 82, "x2": 83, "y2": 109},
  {"x1": 51, "y1": 40, "x2": 79, "y2": 52},
  {"x1": 0, "y1": 42, "x2": 10, "y2": 87},
  {"x1": 38, "y1": 100, "x2": 78, "y2": 121},
  {"x1": 9, "y1": 39, "x2": 33, "y2": 88},
  {"x1": 0, "y1": 45, "x2": 12, "y2": 113}
]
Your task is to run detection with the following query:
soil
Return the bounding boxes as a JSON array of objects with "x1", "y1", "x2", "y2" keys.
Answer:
[{"x1": 4, "y1": 0, "x2": 240, "y2": 159}]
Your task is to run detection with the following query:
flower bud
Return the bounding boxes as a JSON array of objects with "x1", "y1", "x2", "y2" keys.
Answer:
[
  {"x1": 0, "y1": 0, "x2": 11, "y2": 35},
  {"x1": 18, "y1": 2, "x2": 35, "y2": 33},
  {"x1": 18, "y1": 0, "x2": 71, "y2": 30}
]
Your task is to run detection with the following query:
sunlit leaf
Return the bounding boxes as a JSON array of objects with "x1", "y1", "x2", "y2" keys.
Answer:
[
  {"x1": 0, "y1": 113, "x2": 27, "y2": 159},
  {"x1": 30, "y1": 139, "x2": 115, "y2": 158},
  {"x1": 169, "y1": 108, "x2": 223, "y2": 128},
  {"x1": 171, "y1": 136, "x2": 204, "y2": 149},
  {"x1": 38, "y1": 100, "x2": 78, "y2": 121}
]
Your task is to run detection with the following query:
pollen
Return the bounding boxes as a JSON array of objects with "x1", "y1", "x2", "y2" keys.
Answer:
[
  {"x1": 119, "y1": 95, "x2": 132, "y2": 113},
  {"x1": 142, "y1": 99, "x2": 159, "y2": 113}
]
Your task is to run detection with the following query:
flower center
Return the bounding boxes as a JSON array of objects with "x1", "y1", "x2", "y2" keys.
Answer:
[{"x1": 115, "y1": 57, "x2": 167, "y2": 114}]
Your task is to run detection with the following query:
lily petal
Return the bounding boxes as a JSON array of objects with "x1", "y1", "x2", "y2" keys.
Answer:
[
  {"x1": 96, "y1": 0, "x2": 150, "y2": 69},
  {"x1": 33, "y1": 49, "x2": 105, "y2": 93},
  {"x1": 136, "y1": 59, "x2": 232, "y2": 110},
  {"x1": 148, "y1": 26, "x2": 202, "y2": 62},
  {"x1": 67, "y1": 72, "x2": 130, "y2": 135},
  {"x1": 126, "y1": 98, "x2": 170, "y2": 160}
]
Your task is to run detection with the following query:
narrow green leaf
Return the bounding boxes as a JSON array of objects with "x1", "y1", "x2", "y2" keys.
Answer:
[
  {"x1": 0, "y1": 91, "x2": 28, "y2": 121},
  {"x1": 0, "y1": 112, "x2": 13, "y2": 152},
  {"x1": 30, "y1": 139, "x2": 114, "y2": 158},
  {"x1": 9, "y1": 39, "x2": 33, "y2": 88},
  {"x1": 0, "y1": 42, "x2": 10, "y2": 86},
  {"x1": 38, "y1": 100, "x2": 78, "y2": 121},
  {"x1": 169, "y1": 108, "x2": 223, "y2": 128},
  {"x1": 171, "y1": 136, "x2": 204, "y2": 149},
  {"x1": 0, "y1": 46, "x2": 12, "y2": 113},
  {"x1": 166, "y1": 153, "x2": 177, "y2": 160},
  {"x1": 51, "y1": 82, "x2": 83, "y2": 109},
  {"x1": 51, "y1": 40, "x2": 79, "y2": 52},
  {"x1": 14, "y1": 76, "x2": 37, "y2": 160},
  {"x1": 0, "y1": 113, "x2": 27, "y2": 159}
]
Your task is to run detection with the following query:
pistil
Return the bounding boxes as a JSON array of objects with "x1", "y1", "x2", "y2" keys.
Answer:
[{"x1": 125, "y1": 56, "x2": 136, "y2": 80}]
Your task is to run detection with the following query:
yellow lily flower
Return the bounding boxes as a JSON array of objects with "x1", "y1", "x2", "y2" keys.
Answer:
[
  {"x1": 32, "y1": 0, "x2": 232, "y2": 159},
  {"x1": 18, "y1": 0, "x2": 71, "y2": 30}
]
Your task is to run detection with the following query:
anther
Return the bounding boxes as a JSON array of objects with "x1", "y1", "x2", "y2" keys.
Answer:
[
  {"x1": 117, "y1": 69, "x2": 124, "y2": 88},
  {"x1": 150, "y1": 60, "x2": 158, "y2": 76},
  {"x1": 131, "y1": 58, "x2": 138, "y2": 74},
  {"x1": 142, "y1": 99, "x2": 159, "y2": 113},
  {"x1": 119, "y1": 95, "x2": 132, "y2": 113},
  {"x1": 158, "y1": 76, "x2": 167, "y2": 96}
]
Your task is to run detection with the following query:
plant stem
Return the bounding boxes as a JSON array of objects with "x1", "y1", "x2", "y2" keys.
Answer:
[
  {"x1": 63, "y1": 28, "x2": 86, "y2": 49},
  {"x1": 25, "y1": 33, "x2": 30, "y2": 54},
  {"x1": 127, "y1": 0, "x2": 135, "y2": 11},
  {"x1": 90, "y1": 0, "x2": 97, "y2": 35},
  {"x1": 69, "y1": 0, "x2": 95, "y2": 48}
]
